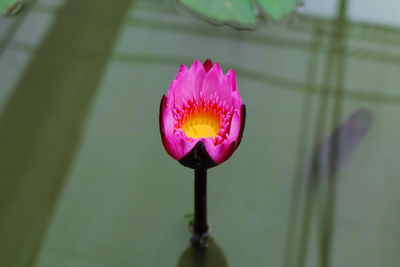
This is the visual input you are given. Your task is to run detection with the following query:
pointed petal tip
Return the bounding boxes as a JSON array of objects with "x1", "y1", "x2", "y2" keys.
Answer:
[
  {"x1": 208, "y1": 62, "x2": 224, "y2": 77},
  {"x1": 225, "y1": 68, "x2": 239, "y2": 95},
  {"x1": 190, "y1": 59, "x2": 203, "y2": 69},
  {"x1": 213, "y1": 61, "x2": 221, "y2": 68},
  {"x1": 189, "y1": 59, "x2": 207, "y2": 77},
  {"x1": 226, "y1": 68, "x2": 236, "y2": 77},
  {"x1": 175, "y1": 64, "x2": 188, "y2": 79}
]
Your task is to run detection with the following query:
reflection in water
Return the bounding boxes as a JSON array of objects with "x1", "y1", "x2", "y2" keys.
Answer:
[
  {"x1": 177, "y1": 237, "x2": 228, "y2": 267},
  {"x1": 315, "y1": 109, "x2": 372, "y2": 267},
  {"x1": 312, "y1": 109, "x2": 373, "y2": 185},
  {"x1": 285, "y1": 109, "x2": 372, "y2": 267},
  {"x1": 281, "y1": 0, "x2": 376, "y2": 266},
  {"x1": 0, "y1": 0, "x2": 132, "y2": 266}
]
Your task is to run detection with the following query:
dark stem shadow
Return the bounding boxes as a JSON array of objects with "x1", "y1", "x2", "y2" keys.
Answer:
[
  {"x1": 0, "y1": 0, "x2": 132, "y2": 266},
  {"x1": 177, "y1": 237, "x2": 228, "y2": 267}
]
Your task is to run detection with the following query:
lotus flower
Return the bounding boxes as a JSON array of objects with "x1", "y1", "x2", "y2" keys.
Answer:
[{"x1": 159, "y1": 59, "x2": 246, "y2": 169}]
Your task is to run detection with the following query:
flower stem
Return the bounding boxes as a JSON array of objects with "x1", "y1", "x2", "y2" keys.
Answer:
[{"x1": 191, "y1": 168, "x2": 208, "y2": 247}]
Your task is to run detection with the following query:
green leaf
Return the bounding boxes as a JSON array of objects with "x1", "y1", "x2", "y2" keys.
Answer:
[
  {"x1": 178, "y1": 0, "x2": 299, "y2": 28},
  {"x1": 256, "y1": 0, "x2": 299, "y2": 20},
  {"x1": 0, "y1": 0, "x2": 18, "y2": 14},
  {"x1": 180, "y1": 0, "x2": 256, "y2": 27}
]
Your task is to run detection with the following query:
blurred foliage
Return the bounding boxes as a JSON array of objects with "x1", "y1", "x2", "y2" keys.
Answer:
[
  {"x1": 179, "y1": 0, "x2": 299, "y2": 28},
  {"x1": 183, "y1": 210, "x2": 195, "y2": 224},
  {"x1": 0, "y1": 0, "x2": 17, "y2": 13},
  {"x1": 1, "y1": 0, "x2": 25, "y2": 17}
]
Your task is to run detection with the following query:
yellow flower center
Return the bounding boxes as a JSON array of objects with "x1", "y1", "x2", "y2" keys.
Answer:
[{"x1": 181, "y1": 112, "x2": 220, "y2": 139}]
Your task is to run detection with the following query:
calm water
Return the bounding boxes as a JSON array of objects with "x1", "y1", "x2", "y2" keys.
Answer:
[{"x1": 0, "y1": 0, "x2": 399, "y2": 266}]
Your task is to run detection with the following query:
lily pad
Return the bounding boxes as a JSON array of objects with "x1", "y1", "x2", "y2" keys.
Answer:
[
  {"x1": 1, "y1": 0, "x2": 24, "y2": 17},
  {"x1": 256, "y1": 0, "x2": 300, "y2": 20},
  {"x1": 179, "y1": 0, "x2": 299, "y2": 28}
]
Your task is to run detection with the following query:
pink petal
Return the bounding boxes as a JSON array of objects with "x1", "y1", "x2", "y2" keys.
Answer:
[
  {"x1": 231, "y1": 90, "x2": 242, "y2": 111},
  {"x1": 202, "y1": 109, "x2": 242, "y2": 164},
  {"x1": 227, "y1": 109, "x2": 241, "y2": 144},
  {"x1": 225, "y1": 69, "x2": 242, "y2": 110},
  {"x1": 201, "y1": 62, "x2": 224, "y2": 102},
  {"x1": 167, "y1": 65, "x2": 187, "y2": 107},
  {"x1": 161, "y1": 100, "x2": 180, "y2": 159},
  {"x1": 202, "y1": 138, "x2": 236, "y2": 165},
  {"x1": 178, "y1": 131, "x2": 198, "y2": 157},
  {"x1": 168, "y1": 60, "x2": 206, "y2": 107},
  {"x1": 161, "y1": 100, "x2": 196, "y2": 160},
  {"x1": 188, "y1": 59, "x2": 207, "y2": 100},
  {"x1": 169, "y1": 130, "x2": 197, "y2": 160}
]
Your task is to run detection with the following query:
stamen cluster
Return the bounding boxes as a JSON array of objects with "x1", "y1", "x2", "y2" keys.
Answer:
[{"x1": 172, "y1": 92, "x2": 233, "y2": 145}]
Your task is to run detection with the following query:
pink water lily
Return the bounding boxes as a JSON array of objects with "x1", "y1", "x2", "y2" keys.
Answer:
[{"x1": 159, "y1": 59, "x2": 246, "y2": 168}]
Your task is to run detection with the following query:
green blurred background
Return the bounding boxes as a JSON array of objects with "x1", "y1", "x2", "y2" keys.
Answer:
[{"x1": 0, "y1": 0, "x2": 399, "y2": 266}]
